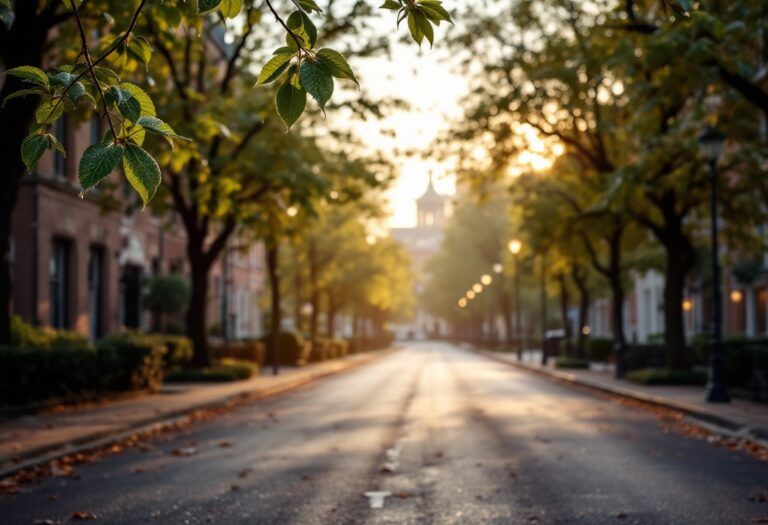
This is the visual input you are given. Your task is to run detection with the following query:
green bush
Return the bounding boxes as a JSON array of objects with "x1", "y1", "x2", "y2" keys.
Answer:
[
  {"x1": 308, "y1": 339, "x2": 331, "y2": 362},
  {"x1": 147, "y1": 334, "x2": 193, "y2": 370},
  {"x1": 165, "y1": 358, "x2": 257, "y2": 382},
  {"x1": 626, "y1": 368, "x2": 707, "y2": 386},
  {"x1": 555, "y1": 357, "x2": 591, "y2": 369},
  {"x1": 211, "y1": 340, "x2": 266, "y2": 365},
  {"x1": 261, "y1": 331, "x2": 310, "y2": 366},
  {"x1": 647, "y1": 333, "x2": 665, "y2": 344},
  {"x1": 96, "y1": 331, "x2": 167, "y2": 391},
  {"x1": 587, "y1": 337, "x2": 613, "y2": 362},
  {"x1": 692, "y1": 336, "x2": 768, "y2": 391},
  {"x1": 625, "y1": 344, "x2": 667, "y2": 371},
  {"x1": 10, "y1": 315, "x2": 91, "y2": 350},
  {"x1": 0, "y1": 327, "x2": 167, "y2": 409}
]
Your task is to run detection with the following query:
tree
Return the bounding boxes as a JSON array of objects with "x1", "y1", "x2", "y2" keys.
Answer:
[
  {"x1": 0, "y1": 0, "x2": 453, "y2": 346},
  {"x1": 144, "y1": 274, "x2": 190, "y2": 333}
]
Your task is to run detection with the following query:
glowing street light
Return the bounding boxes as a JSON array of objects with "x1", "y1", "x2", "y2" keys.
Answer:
[
  {"x1": 458, "y1": 298, "x2": 467, "y2": 308},
  {"x1": 508, "y1": 239, "x2": 522, "y2": 255},
  {"x1": 493, "y1": 263, "x2": 503, "y2": 274},
  {"x1": 366, "y1": 234, "x2": 377, "y2": 245},
  {"x1": 286, "y1": 206, "x2": 298, "y2": 217},
  {"x1": 481, "y1": 274, "x2": 492, "y2": 286},
  {"x1": 467, "y1": 290, "x2": 476, "y2": 300},
  {"x1": 473, "y1": 283, "x2": 483, "y2": 293}
]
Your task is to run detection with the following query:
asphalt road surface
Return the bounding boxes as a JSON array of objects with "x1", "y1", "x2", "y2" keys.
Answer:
[{"x1": 2, "y1": 342, "x2": 767, "y2": 524}]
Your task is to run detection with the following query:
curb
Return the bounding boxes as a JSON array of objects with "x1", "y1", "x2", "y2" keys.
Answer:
[
  {"x1": 0, "y1": 348, "x2": 398, "y2": 479},
  {"x1": 475, "y1": 349, "x2": 768, "y2": 447}
]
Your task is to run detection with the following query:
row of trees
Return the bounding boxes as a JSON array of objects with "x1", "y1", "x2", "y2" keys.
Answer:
[
  {"x1": 440, "y1": 0, "x2": 768, "y2": 372},
  {"x1": 0, "y1": 0, "x2": 433, "y2": 365}
]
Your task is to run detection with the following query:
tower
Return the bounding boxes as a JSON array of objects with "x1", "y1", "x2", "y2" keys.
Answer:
[{"x1": 416, "y1": 174, "x2": 446, "y2": 228}]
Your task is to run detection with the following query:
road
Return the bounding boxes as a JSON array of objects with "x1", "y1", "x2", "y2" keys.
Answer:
[{"x1": 2, "y1": 342, "x2": 767, "y2": 524}]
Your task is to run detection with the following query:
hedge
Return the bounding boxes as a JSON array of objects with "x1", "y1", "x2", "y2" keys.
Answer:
[
  {"x1": 212, "y1": 340, "x2": 266, "y2": 366},
  {"x1": 587, "y1": 338, "x2": 613, "y2": 362},
  {"x1": 555, "y1": 357, "x2": 591, "y2": 369},
  {"x1": 1, "y1": 325, "x2": 167, "y2": 410},
  {"x1": 261, "y1": 331, "x2": 311, "y2": 366},
  {"x1": 165, "y1": 358, "x2": 257, "y2": 382},
  {"x1": 626, "y1": 368, "x2": 708, "y2": 386}
]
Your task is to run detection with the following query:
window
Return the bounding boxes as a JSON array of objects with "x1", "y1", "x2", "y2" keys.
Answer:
[
  {"x1": 50, "y1": 239, "x2": 71, "y2": 328},
  {"x1": 758, "y1": 288, "x2": 767, "y2": 335},
  {"x1": 53, "y1": 116, "x2": 68, "y2": 177},
  {"x1": 88, "y1": 246, "x2": 105, "y2": 339},
  {"x1": 89, "y1": 116, "x2": 101, "y2": 145}
]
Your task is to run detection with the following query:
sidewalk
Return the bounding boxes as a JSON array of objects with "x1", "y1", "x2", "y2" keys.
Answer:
[
  {"x1": 0, "y1": 350, "x2": 395, "y2": 478},
  {"x1": 477, "y1": 348, "x2": 768, "y2": 445}
]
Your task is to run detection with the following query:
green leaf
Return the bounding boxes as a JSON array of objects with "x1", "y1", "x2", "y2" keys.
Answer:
[
  {"x1": 380, "y1": 0, "x2": 401, "y2": 10},
  {"x1": 273, "y1": 46, "x2": 296, "y2": 55},
  {"x1": 219, "y1": 0, "x2": 242, "y2": 18},
  {"x1": 136, "y1": 116, "x2": 191, "y2": 144},
  {"x1": 122, "y1": 143, "x2": 161, "y2": 206},
  {"x1": 2, "y1": 88, "x2": 45, "y2": 108},
  {"x1": 407, "y1": 13, "x2": 424, "y2": 44},
  {"x1": 296, "y1": 0, "x2": 323, "y2": 13},
  {"x1": 0, "y1": 5, "x2": 15, "y2": 30},
  {"x1": 299, "y1": 59, "x2": 334, "y2": 110},
  {"x1": 49, "y1": 71, "x2": 74, "y2": 87},
  {"x1": 119, "y1": 82, "x2": 156, "y2": 117},
  {"x1": 108, "y1": 87, "x2": 142, "y2": 122},
  {"x1": 79, "y1": 141, "x2": 124, "y2": 191},
  {"x1": 316, "y1": 49, "x2": 358, "y2": 86},
  {"x1": 256, "y1": 53, "x2": 294, "y2": 85},
  {"x1": 198, "y1": 0, "x2": 222, "y2": 13},
  {"x1": 414, "y1": 10, "x2": 434, "y2": 46},
  {"x1": 46, "y1": 133, "x2": 66, "y2": 156},
  {"x1": 21, "y1": 134, "x2": 51, "y2": 173},
  {"x1": 66, "y1": 81, "x2": 87, "y2": 102},
  {"x1": 127, "y1": 36, "x2": 152, "y2": 66},
  {"x1": 6, "y1": 66, "x2": 50, "y2": 89},
  {"x1": 285, "y1": 10, "x2": 316, "y2": 49},
  {"x1": 419, "y1": 1, "x2": 452, "y2": 23},
  {"x1": 35, "y1": 98, "x2": 64, "y2": 124},
  {"x1": 275, "y1": 78, "x2": 307, "y2": 129}
]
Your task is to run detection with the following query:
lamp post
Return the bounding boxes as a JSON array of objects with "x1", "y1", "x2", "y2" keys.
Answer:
[
  {"x1": 698, "y1": 125, "x2": 730, "y2": 403},
  {"x1": 508, "y1": 239, "x2": 523, "y2": 361}
]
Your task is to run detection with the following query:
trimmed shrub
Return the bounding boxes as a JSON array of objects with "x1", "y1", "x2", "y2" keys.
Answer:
[
  {"x1": 1, "y1": 328, "x2": 167, "y2": 410},
  {"x1": 165, "y1": 358, "x2": 257, "y2": 382},
  {"x1": 625, "y1": 344, "x2": 667, "y2": 371},
  {"x1": 261, "y1": 331, "x2": 310, "y2": 366},
  {"x1": 10, "y1": 315, "x2": 91, "y2": 350},
  {"x1": 148, "y1": 334, "x2": 193, "y2": 369},
  {"x1": 308, "y1": 339, "x2": 330, "y2": 363},
  {"x1": 588, "y1": 338, "x2": 613, "y2": 362},
  {"x1": 211, "y1": 340, "x2": 266, "y2": 365},
  {"x1": 555, "y1": 357, "x2": 590, "y2": 369},
  {"x1": 626, "y1": 368, "x2": 707, "y2": 386},
  {"x1": 96, "y1": 331, "x2": 167, "y2": 391}
]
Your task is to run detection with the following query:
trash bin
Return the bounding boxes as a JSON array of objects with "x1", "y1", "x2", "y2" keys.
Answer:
[{"x1": 543, "y1": 329, "x2": 566, "y2": 364}]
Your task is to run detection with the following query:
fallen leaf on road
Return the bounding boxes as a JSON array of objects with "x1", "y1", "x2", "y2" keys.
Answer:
[
  {"x1": 70, "y1": 511, "x2": 95, "y2": 520},
  {"x1": 33, "y1": 520, "x2": 55, "y2": 525},
  {"x1": 172, "y1": 447, "x2": 197, "y2": 457},
  {"x1": 238, "y1": 468, "x2": 253, "y2": 479},
  {"x1": 396, "y1": 492, "x2": 410, "y2": 499},
  {"x1": 528, "y1": 517, "x2": 541, "y2": 523},
  {"x1": 752, "y1": 518, "x2": 768, "y2": 523},
  {"x1": 616, "y1": 512, "x2": 628, "y2": 519},
  {"x1": 230, "y1": 485, "x2": 240, "y2": 491},
  {"x1": 218, "y1": 441, "x2": 232, "y2": 448}
]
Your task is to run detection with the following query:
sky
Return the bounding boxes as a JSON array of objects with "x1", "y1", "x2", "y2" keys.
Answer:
[{"x1": 342, "y1": 23, "x2": 466, "y2": 228}]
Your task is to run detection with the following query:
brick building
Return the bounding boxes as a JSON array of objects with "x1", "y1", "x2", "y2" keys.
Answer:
[{"x1": 9, "y1": 115, "x2": 265, "y2": 340}]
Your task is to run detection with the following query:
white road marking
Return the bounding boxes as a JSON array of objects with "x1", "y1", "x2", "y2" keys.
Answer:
[{"x1": 364, "y1": 491, "x2": 392, "y2": 509}]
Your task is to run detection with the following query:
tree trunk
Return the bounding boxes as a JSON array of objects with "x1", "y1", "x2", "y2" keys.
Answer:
[
  {"x1": 557, "y1": 273, "x2": 573, "y2": 356},
  {"x1": 497, "y1": 287, "x2": 513, "y2": 349},
  {"x1": 0, "y1": 5, "x2": 54, "y2": 344},
  {"x1": 308, "y1": 239, "x2": 319, "y2": 344},
  {"x1": 293, "y1": 247, "x2": 302, "y2": 332},
  {"x1": 661, "y1": 237, "x2": 695, "y2": 369},
  {"x1": 609, "y1": 268, "x2": 627, "y2": 377},
  {"x1": 326, "y1": 294, "x2": 337, "y2": 339},
  {"x1": 266, "y1": 242, "x2": 281, "y2": 375},
  {"x1": 186, "y1": 240, "x2": 212, "y2": 368},
  {"x1": 571, "y1": 266, "x2": 590, "y2": 359}
]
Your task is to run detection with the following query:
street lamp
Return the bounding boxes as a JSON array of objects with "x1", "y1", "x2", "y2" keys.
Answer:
[
  {"x1": 481, "y1": 274, "x2": 492, "y2": 286},
  {"x1": 698, "y1": 125, "x2": 730, "y2": 403},
  {"x1": 493, "y1": 263, "x2": 503, "y2": 274},
  {"x1": 508, "y1": 239, "x2": 523, "y2": 361},
  {"x1": 467, "y1": 290, "x2": 476, "y2": 300},
  {"x1": 473, "y1": 283, "x2": 483, "y2": 294}
]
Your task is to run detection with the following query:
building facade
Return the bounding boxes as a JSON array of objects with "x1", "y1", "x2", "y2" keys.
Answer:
[
  {"x1": 9, "y1": 115, "x2": 265, "y2": 340},
  {"x1": 390, "y1": 175, "x2": 450, "y2": 339}
]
